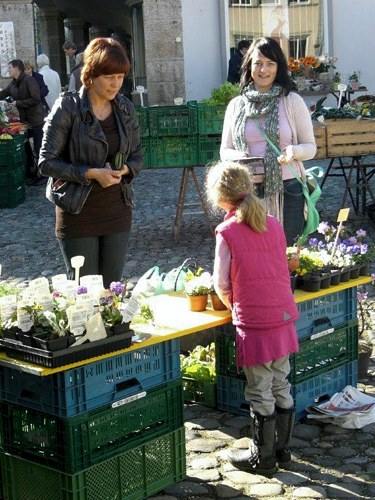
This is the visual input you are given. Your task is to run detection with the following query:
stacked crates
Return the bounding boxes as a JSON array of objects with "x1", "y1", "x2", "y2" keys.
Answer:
[
  {"x1": 137, "y1": 105, "x2": 198, "y2": 168},
  {"x1": 215, "y1": 287, "x2": 359, "y2": 420},
  {"x1": 0, "y1": 339, "x2": 186, "y2": 499},
  {"x1": 191, "y1": 103, "x2": 226, "y2": 166},
  {"x1": 0, "y1": 134, "x2": 25, "y2": 208}
]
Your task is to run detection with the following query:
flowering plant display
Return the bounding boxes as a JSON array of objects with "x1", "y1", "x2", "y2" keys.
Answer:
[
  {"x1": 288, "y1": 55, "x2": 337, "y2": 79},
  {"x1": 314, "y1": 54, "x2": 337, "y2": 73},
  {"x1": 184, "y1": 268, "x2": 213, "y2": 296},
  {"x1": 98, "y1": 281, "x2": 127, "y2": 327}
]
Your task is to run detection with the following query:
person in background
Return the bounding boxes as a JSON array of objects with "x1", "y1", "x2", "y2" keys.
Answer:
[
  {"x1": 0, "y1": 59, "x2": 46, "y2": 183},
  {"x1": 24, "y1": 61, "x2": 49, "y2": 112},
  {"x1": 206, "y1": 161, "x2": 299, "y2": 476},
  {"x1": 68, "y1": 52, "x2": 83, "y2": 91},
  {"x1": 62, "y1": 40, "x2": 77, "y2": 70},
  {"x1": 227, "y1": 39, "x2": 250, "y2": 84},
  {"x1": 37, "y1": 54, "x2": 62, "y2": 111},
  {"x1": 39, "y1": 37, "x2": 143, "y2": 288},
  {"x1": 220, "y1": 37, "x2": 316, "y2": 245}
]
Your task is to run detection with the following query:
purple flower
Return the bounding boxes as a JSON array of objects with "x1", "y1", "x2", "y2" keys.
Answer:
[
  {"x1": 76, "y1": 286, "x2": 88, "y2": 295},
  {"x1": 109, "y1": 281, "x2": 125, "y2": 296},
  {"x1": 317, "y1": 221, "x2": 331, "y2": 234},
  {"x1": 357, "y1": 291, "x2": 368, "y2": 303},
  {"x1": 356, "y1": 228, "x2": 367, "y2": 238},
  {"x1": 308, "y1": 237, "x2": 319, "y2": 248},
  {"x1": 360, "y1": 243, "x2": 368, "y2": 255},
  {"x1": 348, "y1": 236, "x2": 357, "y2": 245}
]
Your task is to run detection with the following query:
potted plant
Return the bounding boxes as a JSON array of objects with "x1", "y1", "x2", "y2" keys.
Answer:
[
  {"x1": 331, "y1": 72, "x2": 341, "y2": 91},
  {"x1": 348, "y1": 71, "x2": 360, "y2": 91},
  {"x1": 184, "y1": 268, "x2": 213, "y2": 311},
  {"x1": 98, "y1": 281, "x2": 131, "y2": 335}
]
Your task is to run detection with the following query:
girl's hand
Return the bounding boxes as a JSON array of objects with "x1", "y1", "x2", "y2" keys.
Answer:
[{"x1": 118, "y1": 164, "x2": 130, "y2": 176}]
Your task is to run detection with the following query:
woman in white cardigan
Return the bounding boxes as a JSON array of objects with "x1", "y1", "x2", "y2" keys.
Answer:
[{"x1": 220, "y1": 37, "x2": 316, "y2": 246}]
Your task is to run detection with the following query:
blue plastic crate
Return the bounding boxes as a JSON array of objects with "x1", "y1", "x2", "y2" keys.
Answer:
[
  {"x1": 217, "y1": 361, "x2": 358, "y2": 421},
  {"x1": 296, "y1": 287, "x2": 357, "y2": 340},
  {"x1": 292, "y1": 361, "x2": 358, "y2": 420},
  {"x1": 0, "y1": 339, "x2": 180, "y2": 418},
  {"x1": 217, "y1": 375, "x2": 248, "y2": 416}
]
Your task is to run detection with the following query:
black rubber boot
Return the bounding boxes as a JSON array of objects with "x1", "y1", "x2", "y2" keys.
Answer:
[
  {"x1": 275, "y1": 406, "x2": 295, "y2": 468},
  {"x1": 227, "y1": 411, "x2": 277, "y2": 476}
]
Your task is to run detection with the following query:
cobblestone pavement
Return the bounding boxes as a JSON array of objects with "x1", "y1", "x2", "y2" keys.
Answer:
[{"x1": 1, "y1": 160, "x2": 375, "y2": 499}]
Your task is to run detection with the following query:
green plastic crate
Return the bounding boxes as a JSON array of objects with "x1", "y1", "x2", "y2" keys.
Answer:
[
  {"x1": 0, "y1": 181, "x2": 25, "y2": 208},
  {"x1": 190, "y1": 102, "x2": 226, "y2": 135},
  {"x1": 141, "y1": 136, "x2": 151, "y2": 168},
  {"x1": 134, "y1": 105, "x2": 149, "y2": 137},
  {"x1": 0, "y1": 427, "x2": 186, "y2": 500},
  {"x1": 149, "y1": 105, "x2": 197, "y2": 137},
  {"x1": 182, "y1": 377, "x2": 217, "y2": 408},
  {"x1": 215, "y1": 319, "x2": 358, "y2": 386},
  {"x1": 0, "y1": 380, "x2": 183, "y2": 473},
  {"x1": 289, "y1": 319, "x2": 358, "y2": 385},
  {"x1": 0, "y1": 164, "x2": 24, "y2": 187},
  {"x1": 148, "y1": 136, "x2": 198, "y2": 168},
  {"x1": 0, "y1": 134, "x2": 25, "y2": 168},
  {"x1": 197, "y1": 135, "x2": 221, "y2": 165}
]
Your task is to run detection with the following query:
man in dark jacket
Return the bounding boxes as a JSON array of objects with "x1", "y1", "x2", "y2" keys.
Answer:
[
  {"x1": 24, "y1": 61, "x2": 50, "y2": 112},
  {"x1": 0, "y1": 59, "x2": 47, "y2": 182},
  {"x1": 227, "y1": 39, "x2": 250, "y2": 84}
]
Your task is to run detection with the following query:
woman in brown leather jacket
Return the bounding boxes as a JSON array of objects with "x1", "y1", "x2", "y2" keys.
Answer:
[{"x1": 39, "y1": 38, "x2": 143, "y2": 288}]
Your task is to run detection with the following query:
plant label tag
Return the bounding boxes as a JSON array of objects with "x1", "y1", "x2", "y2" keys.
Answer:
[
  {"x1": 338, "y1": 83, "x2": 347, "y2": 91},
  {"x1": 337, "y1": 208, "x2": 349, "y2": 222}
]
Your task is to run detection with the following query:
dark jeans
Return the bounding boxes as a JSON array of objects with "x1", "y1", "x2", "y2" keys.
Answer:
[
  {"x1": 25, "y1": 124, "x2": 44, "y2": 178},
  {"x1": 254, "y1": 179, "x2": 304, "y2": 246},
  {"x1": 283, "y1": 178, "x2": 305, "y2": 246},
  {"x1": 58, "y1": 231, "x2": 131, "y2": 288}
]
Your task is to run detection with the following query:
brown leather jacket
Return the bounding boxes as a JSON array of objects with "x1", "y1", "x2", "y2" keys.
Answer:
[{"x1": 0, "y1": 72, "x2": 46, "y2": 127}]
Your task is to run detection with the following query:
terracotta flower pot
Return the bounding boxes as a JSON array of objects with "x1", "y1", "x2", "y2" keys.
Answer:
[
  {"x1": 187, "y1": 294, "x2": 208, "y2": 312},
  {"x1": 210, "y1": 293, "x2": 227, "y2": 311}
]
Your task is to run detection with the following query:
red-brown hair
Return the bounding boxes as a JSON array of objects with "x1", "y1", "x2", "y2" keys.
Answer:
[{"x1": 81, "y1": 37, "x2": 130, "y2": 89}]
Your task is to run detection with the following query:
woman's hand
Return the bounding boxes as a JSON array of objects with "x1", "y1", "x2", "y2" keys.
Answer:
[
  {"x1": 86, "y1": 165, "x2": 123, "y2": 188},
  {"x1": 277, "y1": 145, "x2": 295, "y2": 165}
]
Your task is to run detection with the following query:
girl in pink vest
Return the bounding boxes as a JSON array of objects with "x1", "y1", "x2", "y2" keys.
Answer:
[{"x1": 206, "y1": 161, "x2": 299, "y2": 476}]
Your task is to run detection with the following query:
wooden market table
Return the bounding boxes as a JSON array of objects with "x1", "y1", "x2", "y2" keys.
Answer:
[{"x1": 0, "y1": 276, "x2": 370, "y2": 376}]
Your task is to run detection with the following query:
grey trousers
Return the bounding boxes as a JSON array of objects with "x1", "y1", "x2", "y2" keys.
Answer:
[{"x1": 242, "y1": 355, "x2": 294, "y2": 417}]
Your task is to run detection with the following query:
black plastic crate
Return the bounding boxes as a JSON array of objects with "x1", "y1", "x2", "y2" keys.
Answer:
[{"x1": 0, "y1": 134, "x2": 25, "y2": 168}]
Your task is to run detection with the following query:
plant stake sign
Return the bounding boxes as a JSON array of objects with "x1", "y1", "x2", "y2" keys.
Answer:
[
  {"x1": 71, "y1": 255, "x2": 85, "y2": 285},
  {"x1": 330, "y1": 208, "x2": 350, "y2": 260},
  {"x1": 337, "y1": 83, "x2": 347, "y2": 109}
]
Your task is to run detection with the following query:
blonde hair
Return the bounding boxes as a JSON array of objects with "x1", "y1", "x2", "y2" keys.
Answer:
[{"x1": 206, "y1": 161, "x2": 267, "y2": 233}]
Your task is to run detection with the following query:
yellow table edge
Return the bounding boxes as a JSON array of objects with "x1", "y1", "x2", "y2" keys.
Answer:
[{"x1": 0, "y1": 276, "x2": 370, "y2": 376}]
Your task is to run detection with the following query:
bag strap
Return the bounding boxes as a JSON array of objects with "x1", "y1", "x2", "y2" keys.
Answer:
[{"x1": 254, "y1": 118, "x2": 324, "y2": 186}]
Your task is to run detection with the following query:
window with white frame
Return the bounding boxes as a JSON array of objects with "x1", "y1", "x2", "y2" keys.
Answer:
[{"x1": 228, "y1": 0, "x2": 323, "y2": 60}]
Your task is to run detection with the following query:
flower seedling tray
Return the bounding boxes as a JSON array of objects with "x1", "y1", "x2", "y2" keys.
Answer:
[
  {"x1": 0, "y1": 380, "x2": 183, "y2": 473},
  {"x1": 0, "y1": 427, "x2": 186, "y2": 500},
  {"x1": 1, "y1": 330, "x2": 133, "y2": 368}
]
